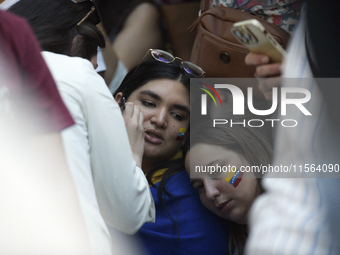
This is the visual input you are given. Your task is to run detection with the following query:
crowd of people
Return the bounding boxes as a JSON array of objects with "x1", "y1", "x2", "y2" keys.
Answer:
[{"x1": 1, "y1": 0, "x2": 339, "y2": 254}]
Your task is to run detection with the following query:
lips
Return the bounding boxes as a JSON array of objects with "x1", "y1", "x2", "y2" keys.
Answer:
[
  {"x1": 217, "y1": 200, "x2": 232, "y2": 214},
  {"x1": 145, "y1": 129, "x2": 163, "y2": 144}
]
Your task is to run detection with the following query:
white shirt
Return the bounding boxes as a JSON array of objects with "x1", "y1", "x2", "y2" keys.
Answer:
[
  {"x1": 245, "y1": 9, "x2": 337, "y2": 255},
  {"x1": 42, "y1": 51, "x2": 155, "y2": 255}
]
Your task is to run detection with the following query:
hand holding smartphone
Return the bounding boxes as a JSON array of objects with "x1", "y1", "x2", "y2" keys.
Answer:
[{"x1": 231, "y1": 19, "x2": 286, "y2": 63}]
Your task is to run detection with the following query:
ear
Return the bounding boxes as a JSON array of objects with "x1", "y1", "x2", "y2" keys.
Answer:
[{"x1": 115, "y1": 92, "x2": 123, "y2": 104}]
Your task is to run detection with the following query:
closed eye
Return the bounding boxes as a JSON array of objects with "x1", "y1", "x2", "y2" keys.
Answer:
[
  {"x1": 141, "y1": 100, "x2": 156, "y2": 107},
  {"x1": 193, "y1": 182, "x2": 205, "y2": 193},
  {"x1": 171, "y1": 112, "x2": 184, "y2": 121},
  {"x1": 210, "y1": 171, "x2": 222, "y2": 178}
]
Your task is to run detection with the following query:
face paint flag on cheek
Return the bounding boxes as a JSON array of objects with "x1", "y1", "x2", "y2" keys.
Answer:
[
  {"x1": 225, "y1": 167, "x2": 244, "y2": 188},
  {"x1": 176, "y1": 128, "x2": 187, "y2": 141}
]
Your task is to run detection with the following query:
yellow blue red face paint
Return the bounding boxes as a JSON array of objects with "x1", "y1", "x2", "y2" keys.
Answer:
[
  {"x1": 225, "y1": 167, "x2": 243, "y2": 188},
  {"x1": 176, "y1": 128, "x2": 187, "y2": 141}
]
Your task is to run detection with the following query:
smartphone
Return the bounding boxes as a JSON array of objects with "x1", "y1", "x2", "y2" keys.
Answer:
[{"x1": 231, "y1": 19, "x2": 286, "y2": 63}]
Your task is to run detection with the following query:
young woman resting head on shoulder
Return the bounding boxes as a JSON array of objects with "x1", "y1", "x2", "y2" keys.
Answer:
[{"x1": 185, "y1": 120, "x2": 273, "y2": 254}]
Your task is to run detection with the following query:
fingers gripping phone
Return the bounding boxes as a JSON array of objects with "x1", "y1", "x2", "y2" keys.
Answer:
[{"x1": 231, "y1": 19, "x2": 286, "y2": 63}]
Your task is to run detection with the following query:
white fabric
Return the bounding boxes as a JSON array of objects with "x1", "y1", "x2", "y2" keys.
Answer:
[
  {"x1": 108, "y1": 59, "x2": 128, "y2": 94},
  {"x1": 245, "y1": 10, "x2": 337, "y2": 255},
  {"x1": 95, "y1": 48, "x2": 106, "y2": 73},
  {"x1": 0, "y1": 0, "x2": 19, "y2": 10},
  {"x1": 95, "y1": 50, "x2": 127, "y2": 95},
  {"x1": 42, "y1": 51, "x2": 155, "y2": 255}
]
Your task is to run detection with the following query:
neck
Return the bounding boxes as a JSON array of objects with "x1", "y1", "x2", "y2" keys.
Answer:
[{"x1": 142, "y1": 157, "x2": 160, "y2": 175}]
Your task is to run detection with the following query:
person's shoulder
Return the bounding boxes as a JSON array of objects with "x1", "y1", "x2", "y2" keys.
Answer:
[
  {"x1": 42, "y1": 51, "x2": 93, "y2": 71},
  {"x1": 165, "y1": 170, "x2": 195, "y2": 195},
  {"x1": 41, "y1": 51, "x2": 110, "y2": 96},
  {"x1": 42, "y1": 51, "x2": 103, "y2": 82}
]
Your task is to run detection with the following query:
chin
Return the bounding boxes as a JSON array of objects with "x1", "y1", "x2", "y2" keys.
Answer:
[
  {"x1": 218, "y1": 213, "x2": 231, "y2": 221},
  {"x1": 143, "y1": 146, "x2": 161, "y2": 158},
  {"x1": 230, "y1": 213, "x2": 247, "y2": 225}
]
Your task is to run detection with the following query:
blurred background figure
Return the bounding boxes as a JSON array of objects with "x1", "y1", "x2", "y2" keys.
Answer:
[
  {"x1": 0, "y1": 9, "x2": 91, "y2": 254},
  {"x1": 244, "y1": 1, "x2": 340, "y2": 254},
  {"x1": 94, "y1": 0, "x2": 201, "y2": 93}
]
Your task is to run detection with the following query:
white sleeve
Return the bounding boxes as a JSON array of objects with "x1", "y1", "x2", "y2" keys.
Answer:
[
  {"x1": 246, "y1": 178, "x2": 334, "y2": 255},
  {"x1": 84, "y1": 71, "x2": 155, "y2": 234}
]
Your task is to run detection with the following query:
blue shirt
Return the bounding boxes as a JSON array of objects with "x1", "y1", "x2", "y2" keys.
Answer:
[{"x1": 137, "y1": 170, "x2": 230, "y2": 255}]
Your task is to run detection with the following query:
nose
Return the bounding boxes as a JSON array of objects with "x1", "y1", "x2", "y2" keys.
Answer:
[
  {"x1": 204, "y1": 179, "x2": 220, "y2": 201},
  {"x1": 150, "y1": 107, "x2": 167, "y2": 128}
]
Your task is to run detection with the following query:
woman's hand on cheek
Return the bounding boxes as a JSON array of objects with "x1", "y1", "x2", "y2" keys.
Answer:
[{"x1": 122, "y1": 102, "x2": 145, "y2": 168}]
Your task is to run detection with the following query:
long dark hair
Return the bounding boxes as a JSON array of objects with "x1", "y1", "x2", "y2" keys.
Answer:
[
  {"x1": 9, "y1": 0, "x2": 105, "y2": 60},
  {"x1": 189, "y1": 120, "x2": 273, "y2": 254},
  {"x1": 115, "y1": 59, "x2": 192, "y2": 237}
]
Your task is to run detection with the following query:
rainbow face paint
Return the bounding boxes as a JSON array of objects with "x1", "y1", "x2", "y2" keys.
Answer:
[
  {"x1": 176, "y1": 128, "x2": 187, "y2": 141},
  {"x1": 225, "y1": 167, "x2": 244, "y2": 188}
]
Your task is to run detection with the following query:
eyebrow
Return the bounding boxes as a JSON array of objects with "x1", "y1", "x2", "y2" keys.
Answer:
[
  {"x1": 140, "y1": 90, "x2": 190, "y2": 114},
  {"x1": 207, "y1": 159, "x2": 219, "y2": 167},
  {"x1": 174, "y1": 104, "x2": 190, "y2": 115},
  {"x1": 189, "y1": 159, "x2": 220, "y2": 184},
  {"x1": 140, "y1": 90, "x2": 162, "y2": 101}
]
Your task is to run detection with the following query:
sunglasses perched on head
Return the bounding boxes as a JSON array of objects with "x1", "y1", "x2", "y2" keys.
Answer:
[
  {"x1": 74, "y1": 0, "x2": 101, "y2": 26},
  {"x1": 136, "y1": 49, "x2": 206, "y2": 78}
]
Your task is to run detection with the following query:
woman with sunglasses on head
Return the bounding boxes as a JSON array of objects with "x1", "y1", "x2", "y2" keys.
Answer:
[
  {"x1": 9, "y1": 1, "x2": 155, "y2": 254},
  {"x1": 185, "y1": 120, "x2": 273, "y2": 255},
  {"x1": 112, "y1": 49, "x2": 230, "y2": 255}
]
